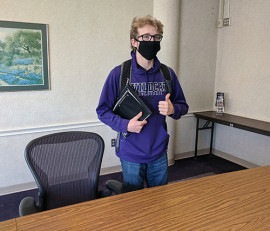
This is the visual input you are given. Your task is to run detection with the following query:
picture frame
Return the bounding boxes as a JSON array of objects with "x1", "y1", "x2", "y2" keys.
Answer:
[{"x1": 0, "y1": 20, "x2": 49, "y2": 92}]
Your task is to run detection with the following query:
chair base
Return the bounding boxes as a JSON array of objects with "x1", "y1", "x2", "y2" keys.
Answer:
[{"x1": 19, "y1": 197, "x2": 40, "y2": 217}]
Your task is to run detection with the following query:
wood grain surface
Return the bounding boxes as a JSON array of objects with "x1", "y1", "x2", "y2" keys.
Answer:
[
  {"x1": 15, "y1": 166, "x2": 270, "y2": 231},
  {"x1": 0, "y1": 218, "x2": 17, "y2": 231}
]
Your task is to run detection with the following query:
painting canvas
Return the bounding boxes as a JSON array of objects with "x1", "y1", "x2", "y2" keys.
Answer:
[{"x1": 0, "y1": 21, "x2": 49, "y2": 91}]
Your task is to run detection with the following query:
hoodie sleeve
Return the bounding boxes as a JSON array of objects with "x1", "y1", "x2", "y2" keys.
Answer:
[
  {"x1": 168, "y1": 68, "x2": 189, "y2": 120},
  {"x1": 96, "y1": 66, "x2": 129, "y2": 133}
]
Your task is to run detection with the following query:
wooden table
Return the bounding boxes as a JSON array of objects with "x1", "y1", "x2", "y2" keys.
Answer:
[
  {"x1": 194, "y1": 111, "x2": 270, "y2": 157},
  {"x1": 12, "y1": 166, "x2": 270, "y2": 230},
  {"x1": 0, "y1": 219, "x2": 17, "y2": 231}
]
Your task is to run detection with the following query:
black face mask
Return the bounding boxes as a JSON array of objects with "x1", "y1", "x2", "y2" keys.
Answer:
[{"x1": 137, "y1": 41, "x2": 160, "y2": 60}]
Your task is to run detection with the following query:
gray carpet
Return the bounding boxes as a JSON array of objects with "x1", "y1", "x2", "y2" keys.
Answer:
[{"x1": 169, "y1": 172, "x2": 216, "y2": 184}]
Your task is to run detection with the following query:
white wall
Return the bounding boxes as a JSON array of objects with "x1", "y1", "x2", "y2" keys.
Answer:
[
  {"x1": 0, "y1": 0, "x2": 154, "y2": 190},
  {"x1": 0, "y1": 0, "x2": 152, "y2": 129},
  {"x1": 214, "y1": 0, "x2": 270, "y2": 166},
  {"x1": 179, "y1": 0, "x2": 218, "y2": 113},
  {"x1": 173, "y1": 0, "x2": 219, "y2": 161},
  {"x1": 0, "y1": 0, "x2": 219, "y2": 191}
]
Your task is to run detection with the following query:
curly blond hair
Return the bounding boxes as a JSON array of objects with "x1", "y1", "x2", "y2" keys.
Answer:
[{"x1": 130, "y1": 15, "x2": 164, "y2": 50}]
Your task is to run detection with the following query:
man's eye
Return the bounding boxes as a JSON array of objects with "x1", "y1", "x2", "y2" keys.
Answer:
[{"x1": 143, "y1": 35, "x2": 151, "y2": 40}]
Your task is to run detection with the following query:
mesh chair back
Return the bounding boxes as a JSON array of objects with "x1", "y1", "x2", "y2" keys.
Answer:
[{"x1": 25, "y1": 131, "x2": 104, "y2": 210}]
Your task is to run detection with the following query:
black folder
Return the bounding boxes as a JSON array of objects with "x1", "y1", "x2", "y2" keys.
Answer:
[{"x1": 113, "y1": 84, "x2": 152, "y2": 121}]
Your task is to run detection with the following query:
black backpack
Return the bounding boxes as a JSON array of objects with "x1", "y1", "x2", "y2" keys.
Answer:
[{"x1": 115, "y1": 59, "x2": 173, "y2": 152}]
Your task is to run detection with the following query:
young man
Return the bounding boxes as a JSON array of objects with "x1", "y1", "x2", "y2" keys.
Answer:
[{"x1": 96, "y1": 15, "x2": 189, "y2": 191}]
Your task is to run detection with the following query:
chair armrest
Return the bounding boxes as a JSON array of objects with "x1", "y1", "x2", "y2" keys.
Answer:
[
  {"x1": 19, "y1": 197, "x2": 40, "y2": 217},
  {"x1": 105, "y1": 180, "x2": 128, "y2": 194}
]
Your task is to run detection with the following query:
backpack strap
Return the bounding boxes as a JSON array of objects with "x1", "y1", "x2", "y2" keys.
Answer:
[
  {"x1": 116, "y1": 59, "x2": 132, "y2": 152},
  {"x1": 119, "y1": 59, "x2": 132, "y2": 95},
  {"x1": 160, "y1": 63, "x2": 172, "y2": 95}
]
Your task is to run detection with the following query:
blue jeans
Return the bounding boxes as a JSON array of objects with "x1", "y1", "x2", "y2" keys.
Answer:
[{"x1": 120, "y1": 152, "x2": 168, "y2": 192}]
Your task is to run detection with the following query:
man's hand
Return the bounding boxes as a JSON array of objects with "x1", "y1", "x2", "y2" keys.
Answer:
[
  {"x1": 127, "y1": 112, "x2": 147, "y2": 133},
  {"x1": 158, "y1": 93, "x2": 174, "y2": 116}
]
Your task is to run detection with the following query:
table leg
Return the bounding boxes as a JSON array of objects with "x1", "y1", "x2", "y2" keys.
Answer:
[
  {"x1": 210, "y1": 122, "x2": 215, "y2": 155},
  {"x1": 195, "y1": 118, "x2": 199, "y2": 158}
]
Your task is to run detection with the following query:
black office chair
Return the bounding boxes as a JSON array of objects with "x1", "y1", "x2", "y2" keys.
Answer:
[
  {"x1": 106, "y1": 180, "x2": 128, "y2": 194},
  {"x1": 19, "y1": 131, "x2": 111, "y2": 216}
]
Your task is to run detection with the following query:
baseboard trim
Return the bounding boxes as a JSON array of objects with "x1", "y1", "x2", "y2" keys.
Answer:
[
  {"x1": 174, "y1": 149, "x2": 259, "y2": 169},
  {"x1": 100, "y1": 165, "x2": 122, "y2": 175},
  {"x1": 213, "y1": 150, "x2": 260, "y2": 169},
  {"x1": 174, "y1": 148, "x2": 210, "y2": 160},
  {"x1": 0, "y1": 181, "x2": 37, "y2": 196}
]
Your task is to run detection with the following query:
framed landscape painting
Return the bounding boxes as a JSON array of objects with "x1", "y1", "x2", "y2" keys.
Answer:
[{"x1": 0, "y1": 21, "x2": 49, "y2": 91}]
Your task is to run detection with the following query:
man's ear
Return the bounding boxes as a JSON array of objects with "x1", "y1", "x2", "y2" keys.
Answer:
[{"x1": 131, "y1": 38, "x2": 139, "y2": 49}]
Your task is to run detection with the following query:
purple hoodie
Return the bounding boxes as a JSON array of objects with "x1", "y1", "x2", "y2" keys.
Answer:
[{"x1": 96, "y1": 52, "x2": 189, "y2": 163}]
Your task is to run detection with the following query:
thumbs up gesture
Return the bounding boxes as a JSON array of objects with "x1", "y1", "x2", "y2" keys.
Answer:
[
  {"x1": 127, "y1": 112, "x2": 147, "y2": 133},
  {"x1": 158, "y1": 93, "x2": 174, "y2": 116}
]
